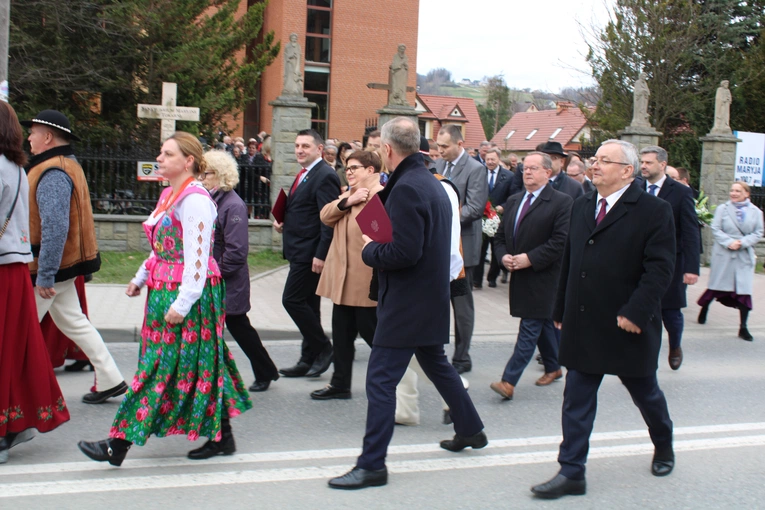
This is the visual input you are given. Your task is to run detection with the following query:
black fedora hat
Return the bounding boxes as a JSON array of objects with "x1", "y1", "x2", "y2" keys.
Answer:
[
  {"x1": 20, "y1": 109, "x2": 81, "y2": 141},
  {"x1": 419, "y1": 135, "x2": 434, "y2": 165},
  {"x1": 538, "y1": 141, "x2": 567, "y2": 157}
]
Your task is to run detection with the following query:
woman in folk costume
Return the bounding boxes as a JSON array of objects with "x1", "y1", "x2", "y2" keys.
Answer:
[
  {"x1": 78, "y1": 132, "x2": 251, "y2": 466},
  {"x1": 697, "y1": 181, "x2": 764, "y2": 341},
  {"x1": 0, "y1": 101, "x2": 69, "y2": 464}
]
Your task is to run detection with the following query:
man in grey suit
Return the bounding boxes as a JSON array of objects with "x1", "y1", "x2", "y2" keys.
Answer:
[{"x1": 435, "y1": 124, "x2": 489, "y2": 373}]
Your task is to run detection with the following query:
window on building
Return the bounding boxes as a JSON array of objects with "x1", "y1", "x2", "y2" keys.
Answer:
[
  {"x1": 550, "y1": 127, "x2": 563, "y2": 139},
  {"x1": 305, "y1": 66, "x2": 330, "y2": 139},
  {"x1": 526, "y1": 129, "x2": 538, "y2": 140},
  {"x1": 306, "y1": 0, "x2": 332, "y2": 64},
  {"x1": 504, "y1": 130, "x2": 516, "y2": 140}
]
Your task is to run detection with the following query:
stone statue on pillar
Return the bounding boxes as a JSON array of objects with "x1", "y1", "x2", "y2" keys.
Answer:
[
  {"x1": 389, "y1": 44, "x2": 409, "y2": 107},
  {"x1": 282, "y1": 33, "x2": 304, "y2": 97},
  {"x1": 631, "y1": 72, "x2": 651, "y2": 128},
  {"x1": 710, "y1": 80, "x2": 732, "y2": 135}
]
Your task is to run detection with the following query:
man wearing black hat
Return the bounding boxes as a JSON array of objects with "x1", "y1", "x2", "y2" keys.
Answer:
[
  {"x1": 23, "y1": 110, "x2": 127, "y2": 404},
  {"x1": 540, "y1": 142, "x2": 583, "y2": 201}
]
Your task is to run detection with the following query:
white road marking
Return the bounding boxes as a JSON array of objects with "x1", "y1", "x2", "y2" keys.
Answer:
[
  {"x1": 1, "y1": 434, "x2": 764, "y2": 498},
  {"x1": 1, "y1": 421, "x2": 764, "y2": 477}
]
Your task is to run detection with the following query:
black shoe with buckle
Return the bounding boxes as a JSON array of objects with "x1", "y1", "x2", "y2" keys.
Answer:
[
  {"x1": 188, "y1": 432, "x2": 236, "y2": 460},
  {"x1": 82, "y1": 381, "x2": 128, "y2": 405},
  {"x1": 78, "y1": 438, "x2": 132, "y2": 467}
]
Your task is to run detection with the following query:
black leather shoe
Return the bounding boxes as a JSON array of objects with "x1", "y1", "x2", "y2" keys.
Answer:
[
  {"x1": 82, "y1": 381, "x2": 128, "y2": 405},
  {"x1": 328, "y1": 466, "x2": 388, "y2": 490},
  {"x1": 651, "y1": 448, "x2": 675, "y2": 476},
  {"x1": 7, "y1": 429, "x2": 35, "y2": 449},
  {"x1": 65, "y1": 360, "x2": 93, "y2": 372},
  {"x1": 473, "y1": 282, "x2": 483, "y2": 289},
  {"x1": 488, "y1": 281, "x2": 497, "y2": 288},
  {"x1": 279, "y1": 361, "x2": 311, "y2": 378},
  {"x1": 439, "y1": 431, "x2": 487, "y2": 452},
  {"x1": 453, "y1": 363, "x2": 471, "y2": 374},
  {"x1": 0, "y1": 437, "x2": 8, "y2": 464},
  {"x1": 311, "y1": 385, "x2": 351, "y2": 400},
  {"x1": 305, "y1": 344, "x2": 333, "y2": 378},
  {"x1": 78, "y1": 438, "x2": 131, "y2": 466},
  {"x1": 698, "y1": 305, "x2": 709, "y2": 324},
  {"x1": 249, "y1": 374, "x2": 279, "y2": 392},
  {"x1": 188, "y1": 433, "x2": 236, "y2": 460},
  {"x1": 739, "y1": 326, "x2": 753, "y2": 341},
  {"x1": 668, "y1": 347, "x2": 683, "y2": 370},
  {"x1": 500, "y1": 273, "x2": 508, "y2": 284},
  {"x1": 531, "y1": 473, "x2": 586, "y2": 499}
]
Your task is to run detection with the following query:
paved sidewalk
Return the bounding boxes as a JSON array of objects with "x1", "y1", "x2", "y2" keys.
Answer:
[{"x1": 87, "y1": 265, "x2": 764, "y2": 343}]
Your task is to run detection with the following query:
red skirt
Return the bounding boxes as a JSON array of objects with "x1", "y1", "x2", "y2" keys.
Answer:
[
  {"x1": 40, "y1": 275, "x2": 90, "y2": 367},
  {"x1": 0, "y1": 263, "x2": 70, "y2": 435}
]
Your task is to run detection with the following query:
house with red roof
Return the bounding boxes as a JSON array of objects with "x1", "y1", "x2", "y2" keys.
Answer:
[
  {"x1": 491, "y1": 102, "x2": 592, "y2": 155},
  {"x1": 415, "y1": 93, "x2": 487, "y2": 149}
]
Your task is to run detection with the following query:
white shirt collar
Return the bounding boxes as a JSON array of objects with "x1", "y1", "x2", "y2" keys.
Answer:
[
  {"x1": 302, "y1": 156, "x2": 322, "y2": 173},
  {"x1": 447, "y1": 149, "x2": 465, "y2": 165},
  {"x1": 596, "y1": 182, "x2": 632, "y2": 215},
  {"x1": 646, "y1": 174, "x2": 667, "y2": 193}
]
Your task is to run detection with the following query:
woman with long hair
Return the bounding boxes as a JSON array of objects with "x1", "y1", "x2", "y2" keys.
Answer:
[
  {"x1": 200, "y1": 150, "x2": 279, "y2": 392},
  {"x1": 78, "y1": 132, "x2": 252, "y2": 466},
  {"x1": 0, "y1": 101, "x2": 69, "y2": 464}
]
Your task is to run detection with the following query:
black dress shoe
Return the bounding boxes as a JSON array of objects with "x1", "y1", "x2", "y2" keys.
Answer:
[
  {"x1": 188, "y1": 433, "x2": 236, "y2": 460},
  {"x1": 78, "y1": 438, "x2": 132, "y2": 467},
  {"x1": 64, "y1": 360, "x2": 93, "y2": 372},
  {"x1": 439, "y1": 431, "x2": 488, "y2": 452},
  {"x1": 82, "y1": 381, "x2": 128, "y2": 405},
  {"x1": 473, "y1": 283, "x2": 483, "y2": 289},
  {"x1": 739, "y1": 326, "x2": 753, "y2": 341},
  {"x1": 279, "y1": 361, "x2": 311, "y2": 378},
  {"x1": 249, "y1": 373, "x2": 279, "y2": 392},
  {"x1": 328, "y1": 466, "x2": 388, "y2": 490},
  {"x1": 668, "y1": 347, "x2": 683, "y2": 370},
  {"x1": 531, "y1": 473, "x2": 586, "y2": 499},
  {"x1": 452, "y1": 363, "x2": 471, "y2": 374},
  {"x1": 488, "y1": 281, "x2": 497, "y2": 288},
  {"x1": 651, "y1": 448, "x2": 675, "y2": 476},
  {"x1": 311, "y1": 385, "x2": 351, "y2": 400},
  {"x1": 500, "y1": 273, "x2": 508, "y2": 284},
  {"x1": 305, "y1": 344, "x2": 333, "y2": 378},
  {"x1": 698, "y1": 304, "x2": 709, "y2": 324}
]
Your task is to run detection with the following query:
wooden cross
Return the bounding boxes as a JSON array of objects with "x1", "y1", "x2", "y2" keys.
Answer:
[{"x1": 137, "y1": 82, "x2": 201, "y2": 143}]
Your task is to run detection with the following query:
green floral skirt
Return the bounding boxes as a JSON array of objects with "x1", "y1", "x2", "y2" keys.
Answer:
[{"x1": 109, "y1": 278, "x2": 252, "y2": 446}]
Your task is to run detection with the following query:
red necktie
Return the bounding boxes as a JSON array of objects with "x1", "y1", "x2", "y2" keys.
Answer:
[
  {"x1": 595, "y1": 198, "x2": 607, "y2": 225},
  {"x1": 290, "y1": 168, "x2": 307, "y2": 195}
]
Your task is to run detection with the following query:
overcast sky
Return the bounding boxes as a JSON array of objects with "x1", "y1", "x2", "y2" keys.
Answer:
[{"x1": 417, "y1": 0, "x2": 614, "y2": 92}]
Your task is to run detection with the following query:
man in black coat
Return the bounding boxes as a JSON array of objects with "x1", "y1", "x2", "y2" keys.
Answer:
[
  {"x1": 474, "y1": 148, "x2": 515, "y2": 288},
  {"x1": 329, "y1": 117, "x2": 486, "y2": 490},
  {"x1": 489, "y1": 152, "x2": 571, "y2": 400},
  {"x1": 532, "y1": 139, "x2": 676, "y2": 499},
  {"x1": 273, "y1": 129, "x2": 340, "y2": 378},
  {"x1": 639, "y1": 146, "x2": 700, "y2": 370},
  {"x1": 540, "y1": 141, "x2": 584, "y2": 201}
]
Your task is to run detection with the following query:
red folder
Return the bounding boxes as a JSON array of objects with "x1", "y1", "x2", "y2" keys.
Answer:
[
  {"x1": 271, "y1": 189, "x2": 288, "y2": 223},
  {"x1": 355, "y1": 194, "x2": 393, "y2": 243}
]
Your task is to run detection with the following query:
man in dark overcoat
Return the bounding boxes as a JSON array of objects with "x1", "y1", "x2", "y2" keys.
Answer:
[
  {"x1": 490, "y1": 152, "x2": 571, "y2": 400},
  {"x1": 639, "y1": 146, "x2": 700, "y2": 370},
  {"x1": 328, "y1": 117, "x2": 486, "y2": 490},
  {"x1": 531, "y1": 139, "x2": 677, "y2": 499}
]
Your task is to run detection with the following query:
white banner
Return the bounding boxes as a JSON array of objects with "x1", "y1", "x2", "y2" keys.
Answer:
[{"x1": 733, "y1": 131, "x2": 764, "y2": 187}]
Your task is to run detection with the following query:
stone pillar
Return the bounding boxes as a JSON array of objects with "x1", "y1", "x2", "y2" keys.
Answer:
[
  {"x1": 268, "y1": 96, "x2": 316, "y2": 250},
  {"x1": 377, "y1": 106, "x2": 420, "y2": 131},
  {"x1": 699, "y1": 133, "x2": 741, "y2": 263},
  {"x1": 619, "y1": 125, "x2": 662, "y2": 151}
]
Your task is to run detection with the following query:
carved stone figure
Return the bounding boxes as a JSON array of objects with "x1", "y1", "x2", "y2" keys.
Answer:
[
  {"x1": 388, "y1": 44, "x2": 409, "y2": 107},
  {"x1": 282, "y1": 33, "x2": 303, "y2": 96},
  {"x1": 631, "y1": 72, "x2": 651, "y2": 128},
  {"x1": 711, "y1": 80, "x2": 732, "y2": 135}
]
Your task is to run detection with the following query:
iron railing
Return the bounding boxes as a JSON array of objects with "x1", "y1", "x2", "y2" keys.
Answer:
[
  {"x1": 750, "y1": 186, "x2": 765, "y2": 212},
  {"x1": 78, "y1": 143, "x2": 272, "y2": 218}
]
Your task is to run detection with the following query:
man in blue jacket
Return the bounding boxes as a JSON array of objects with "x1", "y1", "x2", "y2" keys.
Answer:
[{"x1": 328, "y1": 117, "x2": 487, "y2": 490}]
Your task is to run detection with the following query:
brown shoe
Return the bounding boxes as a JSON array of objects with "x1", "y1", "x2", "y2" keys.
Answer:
[
  {"x1": 535, "y1": 369, "x2": 563, "y2": 386},
  {"x1": 668, "y1": 347, "x2": 683, "y2": 370},
  {"x1": 490, "y1": 381, "x2": 514, "y2": 400}
]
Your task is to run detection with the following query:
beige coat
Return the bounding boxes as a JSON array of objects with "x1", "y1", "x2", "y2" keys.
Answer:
[{"x1": 316, "y1": 180, "x2": 384, "y2": 307}]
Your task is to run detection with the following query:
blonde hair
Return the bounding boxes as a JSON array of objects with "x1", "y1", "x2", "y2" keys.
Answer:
[
  {"x1": 261, "y1": 136, "x2": 272, "y2": 157},
  {"x1": 166, "y1": 131, "x2": 206, "y2": 177},
  {"x1": 732, "y1": 181, "x2": 751, "y2": 194},
  {"x1": 203, "y1": 150, "x2": 240, "y2": 191}
]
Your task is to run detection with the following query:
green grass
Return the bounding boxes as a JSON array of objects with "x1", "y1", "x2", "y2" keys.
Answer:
[
  {"x1": 757, "y1": 261, "x2": 764, "y2": 274},
  {"x1": 92, "y1": 250, "x2": 287, "y2": 284}
]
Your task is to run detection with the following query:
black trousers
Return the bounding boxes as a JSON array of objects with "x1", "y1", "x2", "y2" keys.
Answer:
[
  {"x1": 356, "y1": 344, "x2": 484, "y2": 471},
  {"x1": 474, "y1": 237, "x2": 507, "y2": 284},
  {"x1": 225, "y1": 314, "x2": 278, "y2": 383},
  {"x1": 330, "y1": 304, "x2": 377, "y2": 390},
  {"x1": 558, "y1": 369, "x2": 673, "y2": 480},
  {"x1": 282, "y1": 262, "x2": 329, "y2": 364}
]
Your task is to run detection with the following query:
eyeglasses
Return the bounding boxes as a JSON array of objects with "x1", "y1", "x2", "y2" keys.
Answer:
[
  {"x1": 523, "y1": 165, "x2": 546, "y2": 173},
  {"x1": 200, "y1": 171, "x2": 216, "y2": 179},
  {"x1": 567, "y1": 171, "x2": 583, "y2": 177},
  {"x1": 345, "y1": 165, "x2": 368, "y2": 174},
  {"x1": 593, "y1": 157, "x2": 629, "y2": 166}
]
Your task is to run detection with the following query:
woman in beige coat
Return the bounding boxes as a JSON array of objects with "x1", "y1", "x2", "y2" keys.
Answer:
[{"x1": 311, "y1": 151, "x2": 384, "y2": 400}]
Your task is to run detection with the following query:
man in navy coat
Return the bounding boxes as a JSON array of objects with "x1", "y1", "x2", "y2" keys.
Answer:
[
  {"x1": 532, "y1": 139, "x2": 676, "y2": 499},
  {"x1": 639, "y1": 146, "x2": 700, "y2": 370},
  {"x1": 328, "y1": 117, "x2": 486, "y2": 490}
]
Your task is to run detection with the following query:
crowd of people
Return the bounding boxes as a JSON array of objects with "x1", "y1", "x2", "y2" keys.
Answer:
[{"x1": 1, "y1": 105, "x2": 763, "y2": 500}]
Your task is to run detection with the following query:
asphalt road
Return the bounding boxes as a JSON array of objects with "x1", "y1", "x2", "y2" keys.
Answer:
[{"x1": 2, "y1": 318, "x2": 764, "y2": 509}]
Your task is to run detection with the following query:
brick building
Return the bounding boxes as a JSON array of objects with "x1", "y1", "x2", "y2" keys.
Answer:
[
  {"x1": 234, "y1": 0, "x2": 420, "y2": 143},
  {"x1": 415, "y1": 94, "x2": 487, "y2": 149}
]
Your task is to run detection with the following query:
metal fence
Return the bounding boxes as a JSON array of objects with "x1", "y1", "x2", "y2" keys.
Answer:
[
  {"x1": 751, "y1": 186, "x2": 765, "y2": 211},
  {"x1": 79, "y1": 144, "x2": 272, "y2": 218}
]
